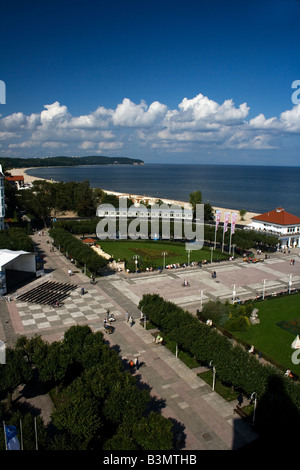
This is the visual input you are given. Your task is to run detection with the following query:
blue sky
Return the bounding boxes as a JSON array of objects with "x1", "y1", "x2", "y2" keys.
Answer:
[{"x1": 1, "y1": 0, "x2": 300, "y2": 165}]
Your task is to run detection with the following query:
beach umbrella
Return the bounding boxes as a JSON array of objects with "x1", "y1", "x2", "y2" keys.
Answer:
[{"x1": 291, "y1": 335, "x2": 300, "y2": 349}]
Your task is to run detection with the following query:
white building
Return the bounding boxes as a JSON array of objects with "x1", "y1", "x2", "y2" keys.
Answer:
[
  {"x1": 248, "y1": 207, "x2": 300, "y2": 248},
  {"x1": 96, "y1": 203, "x2": 193, "y2": 221}
]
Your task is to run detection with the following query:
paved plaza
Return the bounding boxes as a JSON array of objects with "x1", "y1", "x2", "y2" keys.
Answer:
[{"x1": 1, "y1": 231, "x2": 300, "y2": 450}]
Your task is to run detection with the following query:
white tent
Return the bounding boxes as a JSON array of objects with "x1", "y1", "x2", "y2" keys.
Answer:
[
  {"x1": 291, "y1": 335, "x2": 300, "y2": 349},
  {"x1": 0, "y1": 249, "x2": 36, "y2": 272},
  {"x1": 0, "y1": 249, "x2": 37, "y2": 294}
]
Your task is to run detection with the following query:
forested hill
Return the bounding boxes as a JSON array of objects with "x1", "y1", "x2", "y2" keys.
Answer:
[{"x1": 0, "y1": 155, "x2": 144, "y2": 170}]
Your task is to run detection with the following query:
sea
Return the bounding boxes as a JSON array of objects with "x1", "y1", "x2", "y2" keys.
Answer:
[{"x1": 26, "y1": 164, "x2": 300, "y2": 217}]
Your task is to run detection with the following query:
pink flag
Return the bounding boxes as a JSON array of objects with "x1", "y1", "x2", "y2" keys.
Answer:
[
  {"x1": 231, "y1": 213, "x2": 238, "y2": 234},
  {"x1": 215, "y1": 210, "x2": 221, "y2": 230},
  {"x1": 223, "y1": 212, "x2": 230, "y2": 233}
]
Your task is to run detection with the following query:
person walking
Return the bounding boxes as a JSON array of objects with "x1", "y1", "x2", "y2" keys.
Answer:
[
  {"x1": 237, "y1": 393, "x2": 243, "y2": 407},
  {"x1": 125, "y1": 311, "x2": 129, "y2": 322}
]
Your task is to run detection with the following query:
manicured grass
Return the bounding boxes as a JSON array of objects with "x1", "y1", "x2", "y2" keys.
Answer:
[
  {"x1": 233, "y1": 293, "x2": 300, "y2": 375},
  {"x1": 198, "y1": 370, "x2": 240, "y2": 401},
  {"x1": 97, "y1": 239, "x2": 228, "y2": 268}
]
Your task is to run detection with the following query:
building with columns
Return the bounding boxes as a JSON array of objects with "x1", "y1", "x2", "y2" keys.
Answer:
[{"x1": 248, "y1": 207, "x2": 300, "y2": 248}]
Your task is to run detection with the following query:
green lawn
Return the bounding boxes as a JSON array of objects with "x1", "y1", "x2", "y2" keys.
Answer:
[
  {"x1": 98, "y1": 239, "x2": 228, "y2": 269},
  {"x1": 233, "y1": 294, "x2": 300, "y2": 375}
]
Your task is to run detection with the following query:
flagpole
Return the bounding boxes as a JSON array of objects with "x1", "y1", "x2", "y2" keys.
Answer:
[
  {"x1": 222, "y1": 224, "x2": 225, "y2": 252},
  {"x1": 3, "y1": 421, "x2": 7, "y2": 450},
  {"x1": 20, "y1": 419, "x2": 23, "y2": 450},
  {"x1": 214, "y1": 210, "x2": 221, "y2": 250},
  {"x1": 34, "y1": 417, "x2": 38, "y2": 450},
  {"x1": 214, "y1": 222, "x2": 217, "y2": 250}
]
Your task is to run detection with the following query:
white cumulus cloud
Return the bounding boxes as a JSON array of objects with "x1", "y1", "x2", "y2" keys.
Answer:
[{"x1": 0, "y1": 94, "x2": 300, "y2": 158}]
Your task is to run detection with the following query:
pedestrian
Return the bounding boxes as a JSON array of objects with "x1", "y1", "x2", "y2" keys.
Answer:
[
  {"x1": 129, "y1": 315, "x2": 133, "y2": 327},
  {"x1": 237, "y1": 393, "x2": 243, "y2": 407},
  {"x1": 129, "y1": 359, "x2": 134, "y2": 372},
  {"x1": 125, "y1": 311, "x2": 129, "y2": 322},
  {"x1": 81, "y1": 287, "x2": 85, "y2": 295},
  {"x1": 134, "y1": 357, "x2": 139, "y2": 371},
  {"x1": 68, "y1": 269, "x2": 72, "y2": 277}
]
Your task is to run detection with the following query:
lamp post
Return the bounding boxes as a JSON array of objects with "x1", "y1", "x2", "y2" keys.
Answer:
[
  {"x1": 250, "y1": 392, "x2": 257, "y2": 427},
  {"x1": 289, "y1": 274, "x2": 292, "y2": 294},
  {"x1": 187, "y1": 249, "x2": 191, "y2": 266},
  {"x1": 212, "y1": 366, "x2": 216, "y2": 391},
  {"x1": 162, "y1": 251, "x2": 168, "y2": 269},
  {"x1": 232, "y1": 284, "x2": 236, "y2": 304},
  {"x1": 262, "y1": 279, "x2": 267, "y2": 300},
  {"x1": 209, "y1": 361, "x2": 216, "y2": 391},
  {"x1": 199, "y1": 289, "x2": 203, "y2": 311},
  {"x1": 133, "y1": 254, "x2": 139, "y2": 272}
]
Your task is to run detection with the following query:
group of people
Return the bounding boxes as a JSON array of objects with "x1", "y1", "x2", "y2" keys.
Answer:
[
  {"x1": 129, "y1": 357, "x2": 140, "y2": 372},
  {"x1": 125, "y1": 311, "x2": 134, "y2": 326}
]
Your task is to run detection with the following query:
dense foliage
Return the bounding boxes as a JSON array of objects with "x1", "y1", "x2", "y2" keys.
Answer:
[
  {"x1": 1, "y1": 155, "x2": 144, "y2": 170},
  {"x1": 0, "y1": 227, "x2": 34, "y2": 252},
  {"x1": 138, "y1": 294, "x2": 300, "y2": 442},
  {"x1": 200, "y1": 300, "x2": 254, "y2": 332},
  {"x1": 0, "y1": 325, "x2": 174, "y2": 450},
  {"x1": 49, "y1": 227, "x2": 108, "y2": 274}
]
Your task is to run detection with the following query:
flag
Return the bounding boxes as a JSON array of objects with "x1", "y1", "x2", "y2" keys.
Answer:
[
  {"x1": 231, "y1": 213, "x2": 238, "y2": 234},
  {"x1": 215, "y1": 210, "x2": 221, "y2": 231},
  {"x1": 223, "y1": 212, "x2": 230, "y2": 233},
  {"x1": 5, "y1": 425, "x2": 20, "y2": 450}
]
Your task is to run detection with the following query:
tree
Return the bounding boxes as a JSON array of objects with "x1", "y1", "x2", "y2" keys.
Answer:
[
  {"x1": 0, "y1": 348, "x2": 33, "y2": 408},
  {"x1": 204, "y1": 202, "x2": 214, "y2": 221},
  {"x1": 74, "y1": 180, "x2": 97, "y2": 217},
  {"x1": 52, "y1": 393, "x2": 102, "y2": 441},
  {"x1": 189, "y1": 191, "x2": 202, "y2": 214},
  {"x1": 19, "y1": 180, "x2": 54, "y2": 227},
  {"x1": 239, "y1": 209, "x2": 247, "y2": 221}
]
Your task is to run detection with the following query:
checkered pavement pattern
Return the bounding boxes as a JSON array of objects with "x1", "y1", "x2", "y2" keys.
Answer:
[{"x1": 15, "y1": 287, "x2": 121, "y2": 333}]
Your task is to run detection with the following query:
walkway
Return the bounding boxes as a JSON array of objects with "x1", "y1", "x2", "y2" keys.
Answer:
[{"x1": 4, "y1": 232, "x2": 298, "y2": 449}]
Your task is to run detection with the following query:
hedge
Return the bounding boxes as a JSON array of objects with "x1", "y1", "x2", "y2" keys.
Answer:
[
  {"x1": 49, "y1": 227, "x2": 108, "y2": 274},
  {"x1": 138, "y1": 294, "x2": 300, "y2": 409}
]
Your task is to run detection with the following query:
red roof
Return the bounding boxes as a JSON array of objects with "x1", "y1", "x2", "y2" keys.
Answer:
[
  {"x1": 252, "y1": 207, "x2": 300, "y2": 226},
  {"x1": 82, "y1": 238, "x2": 96, "y2": 243},
  {"x1": 5, "y1": 175, "x2": 24, "y2": 181}
]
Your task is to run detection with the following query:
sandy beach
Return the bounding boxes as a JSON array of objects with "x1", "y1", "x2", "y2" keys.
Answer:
[{"x1": 9, "y1": 167, "x2": 260, "y2": 225}]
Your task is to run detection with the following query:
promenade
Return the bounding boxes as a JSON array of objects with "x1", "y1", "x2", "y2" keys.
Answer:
[{"x1": 1, "y1": 231, "x2": 300, "y2": 450}]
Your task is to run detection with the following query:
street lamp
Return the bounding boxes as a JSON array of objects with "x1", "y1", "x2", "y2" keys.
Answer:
[
  {"x1": 212, "y1": 366, "x2": 216, "y2": 391},
  {"x1": 133, "y1": 254, "x2": 139, "y2": 272},
  {"x1": 209, "y1": 361, "x2": 216, "y2": 391},
  {"x1": 289, "y1": 274, "x2": 293, "y2": 294},
  {"x1": 262, "y1": 279, "x2": 267, "y2": 300},
  {"x1": 162, "y1": 251, "x2": 168, "y2": 269},
  {"x1": 199, "y1": 289, "x2": 204, "y2": 311},
  {"x1": 232, "y1": 284, "x2": 236, "y2": 304},
  {"x1": 187, "y1": 249, "x2": 191, "y2": 266},
  {"x1": 250, "y1": 392, "x2": 258, "y2": 427}
]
